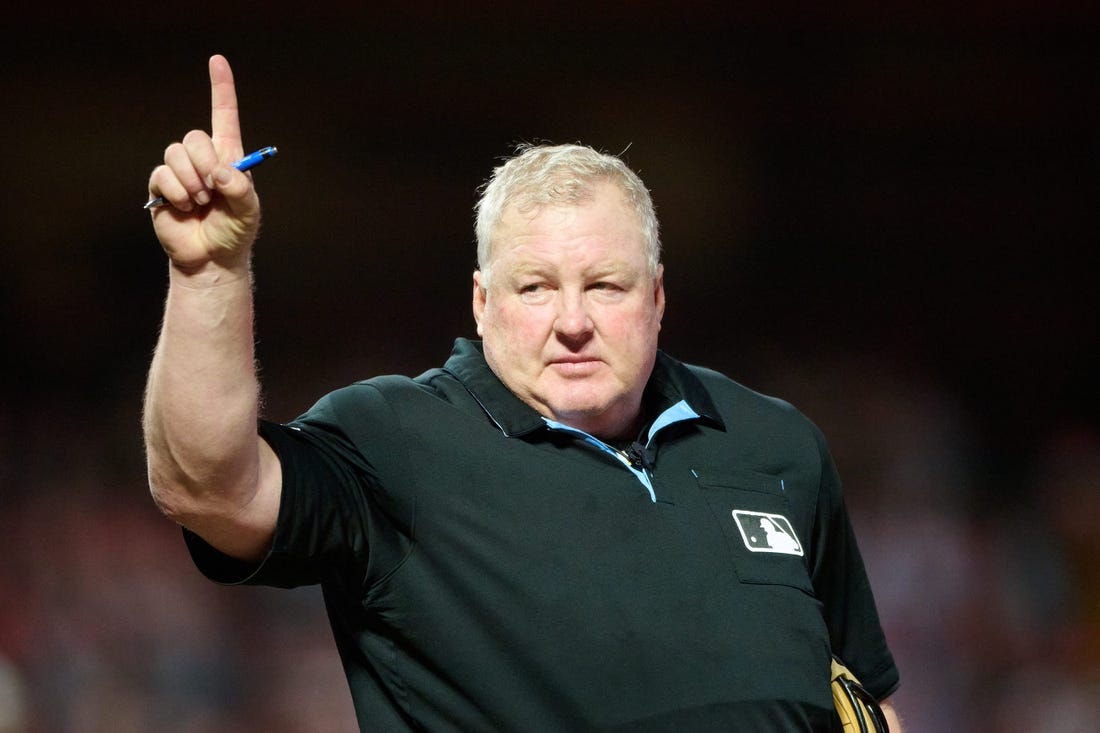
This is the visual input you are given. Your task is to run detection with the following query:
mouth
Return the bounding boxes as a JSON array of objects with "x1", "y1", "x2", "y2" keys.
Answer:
[{"x1": 548, "y1": 356, "x2": 603, "y2": 376}]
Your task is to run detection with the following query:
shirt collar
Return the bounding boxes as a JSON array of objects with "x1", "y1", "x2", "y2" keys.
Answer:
[{"x1": 442, "y1": 338, "x2": 725, "y2": 438}]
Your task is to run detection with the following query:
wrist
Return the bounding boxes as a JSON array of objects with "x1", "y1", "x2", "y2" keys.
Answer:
[{"x1": 167, "y1": 255, "x2": 252, "y2": 289}]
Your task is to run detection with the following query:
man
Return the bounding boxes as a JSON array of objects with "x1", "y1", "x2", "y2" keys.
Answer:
[{"x1": 144, "y1": 55, "x2": 902, "y2": 731}]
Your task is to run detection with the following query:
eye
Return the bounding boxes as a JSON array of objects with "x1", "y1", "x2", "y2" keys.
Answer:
[
  {"x1": 518, "y1": 282, "x2": 552, "y2": 303},
  {"x1": 587, "y1": 281, "x2": 629, "y2": 303}
]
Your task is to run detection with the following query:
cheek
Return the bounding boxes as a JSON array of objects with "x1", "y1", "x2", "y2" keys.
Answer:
[
  {"x1": 484, "y1": 302, "x2": 545, "y2": 351},
  {"x1": 600, "y1": 307, "x2": 661, "y2": 367},
  {"x1": 602, "y1": 304, "x2": 659, "y2": 340}
]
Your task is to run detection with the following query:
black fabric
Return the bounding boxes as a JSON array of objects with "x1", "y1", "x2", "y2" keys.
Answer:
[{"x1": 186, "y1": 338, "x2": 898, "y2": 731}]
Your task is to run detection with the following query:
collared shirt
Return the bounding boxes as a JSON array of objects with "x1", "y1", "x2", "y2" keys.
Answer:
[{"x1": 186, "y1": 338, "x2": 898, "y2": 732}]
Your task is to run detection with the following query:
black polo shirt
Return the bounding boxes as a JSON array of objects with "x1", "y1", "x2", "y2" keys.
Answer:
[{"x1": 186, "y1": 338, "x2": 898, "y2": 732}]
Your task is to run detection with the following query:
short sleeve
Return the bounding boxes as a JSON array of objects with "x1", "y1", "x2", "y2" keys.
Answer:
[
  {"x1": 808, "y1": 427, "x2": 900, "y2": 700},
  {"x1": 185, "y1": 404, "x2": 379, "y2": 589}
]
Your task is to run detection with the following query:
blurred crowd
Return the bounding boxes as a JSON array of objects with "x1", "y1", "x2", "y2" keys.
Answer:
[
  {"x1": 2, "y1": 3, "x2": 1094, "y2": 730},
  {"x1": 2, "y1": 350, "x2": 1098, "y2": 733}
]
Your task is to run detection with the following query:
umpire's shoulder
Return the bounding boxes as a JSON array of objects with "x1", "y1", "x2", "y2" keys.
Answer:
[{"x1": 682, "y1": 361, "x2": 824, "y2": 441}]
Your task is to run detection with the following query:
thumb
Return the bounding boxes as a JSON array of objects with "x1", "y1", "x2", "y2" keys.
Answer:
[{"x1": 212, "y1": 165, "x2": 259, "y2": 214}]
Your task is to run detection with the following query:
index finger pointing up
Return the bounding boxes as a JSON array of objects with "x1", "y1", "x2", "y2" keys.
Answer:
[{"x1": 209, "y1": 54, "x2": 243, "y2": 160}]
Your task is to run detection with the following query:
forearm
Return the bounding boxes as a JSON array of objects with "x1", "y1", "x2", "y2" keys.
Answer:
[
  {"x1": 880, "y1": 699, "x2": 904, "y2": 732},
  {"x1": 143, "y1": 260, "x2": 263, "y2": 521}
]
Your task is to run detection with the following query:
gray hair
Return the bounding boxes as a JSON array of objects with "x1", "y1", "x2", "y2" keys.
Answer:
[{"x1": 474, "y1": 143, "x2": 661, "y2": 284}]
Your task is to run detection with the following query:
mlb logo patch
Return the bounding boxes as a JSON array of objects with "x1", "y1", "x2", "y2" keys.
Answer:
[{"x1": 732, "y1": 510, "x2": 804, "y2": 556}]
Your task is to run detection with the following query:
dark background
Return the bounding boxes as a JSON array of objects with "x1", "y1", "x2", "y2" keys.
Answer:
[{"x1": 2, "y1": 5, "x2": 1098, "y2": 731}]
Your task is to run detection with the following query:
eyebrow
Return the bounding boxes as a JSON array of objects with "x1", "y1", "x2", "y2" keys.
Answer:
[
  {"x1": 503, "y1": 262, "x2": 641, "y2": 284},
  {"x1": 507, "y1": 264, "x2": 554, "y2": 280},
  {"x1": 587, "y1": 262, "x2": 638, "y2": 278}
]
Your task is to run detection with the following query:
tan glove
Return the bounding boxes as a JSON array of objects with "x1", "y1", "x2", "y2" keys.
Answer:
[{"x1": 831, "y1": 657, "x2": 890, "y2": 733}]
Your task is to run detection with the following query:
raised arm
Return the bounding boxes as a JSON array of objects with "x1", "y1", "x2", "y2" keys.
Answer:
[{"x1": 142, "y1": 54, "x2": 280, "y2": 562}]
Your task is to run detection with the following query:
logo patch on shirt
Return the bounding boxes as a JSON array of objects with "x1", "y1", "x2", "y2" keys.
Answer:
[{"x1": 732, "y1": 510, "x2": 804, "y2": 556}]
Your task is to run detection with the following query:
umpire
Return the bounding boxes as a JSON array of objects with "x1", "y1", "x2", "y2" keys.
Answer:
[{"x1": 143, "y1": 55, "x2": 903, "y2": 732}]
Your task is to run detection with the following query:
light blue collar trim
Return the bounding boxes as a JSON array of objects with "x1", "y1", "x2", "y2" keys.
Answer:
[
  {"x1": 542, "y1": 400, "x2": 701, "y2": 503},
  {"x1": 646, "y1": 399, "x2": 700, "y2": 441}
]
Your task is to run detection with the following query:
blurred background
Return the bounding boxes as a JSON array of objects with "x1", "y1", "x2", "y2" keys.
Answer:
[{"x1": 1, "y1": 4, "x2": 1098, "y2": 731}]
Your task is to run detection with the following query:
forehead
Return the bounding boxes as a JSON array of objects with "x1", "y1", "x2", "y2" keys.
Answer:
[{"x1": 493, "y1": 182, "x2": 643, "y2": 257}]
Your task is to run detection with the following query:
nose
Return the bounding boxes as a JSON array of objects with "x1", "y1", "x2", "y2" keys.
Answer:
[{"x1": 553, "y1": 289, "x2": 593, "y2": 340}]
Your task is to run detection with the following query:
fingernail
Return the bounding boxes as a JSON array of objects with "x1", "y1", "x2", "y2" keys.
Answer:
[
  {"x1": 213, "y1": 166, "x2": 233, "y2": 186},
  {"x1": 195, "y1": 190, "x2": 211, "y2": 206}
]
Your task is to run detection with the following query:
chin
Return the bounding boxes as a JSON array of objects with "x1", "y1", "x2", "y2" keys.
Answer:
[
  {"x1": 547, "y1": 395, "x2": 626, "y2": 432},
  {"x1": 545, "y1": 386, "x2": 614, "y2": 417},
  {"x1": 550, "y1": 404, "x2": 607, "y2": 424}
]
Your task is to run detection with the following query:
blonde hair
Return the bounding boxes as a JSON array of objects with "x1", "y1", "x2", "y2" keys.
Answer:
[{"x1": 474, "y1": 143, "x2": 660, "y2": 284}]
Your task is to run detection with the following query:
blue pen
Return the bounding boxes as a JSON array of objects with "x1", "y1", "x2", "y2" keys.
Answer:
[{"x1": 143, "y1": 145, "x2": 278, "y2": 209}]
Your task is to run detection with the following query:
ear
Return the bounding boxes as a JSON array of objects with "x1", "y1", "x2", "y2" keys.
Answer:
[
  {"x1": 653, "y1": 264, "x2": 666, "y2": 331},
  {"x1": 472, "y1": 270, "x2": 487, "y2": 336}
]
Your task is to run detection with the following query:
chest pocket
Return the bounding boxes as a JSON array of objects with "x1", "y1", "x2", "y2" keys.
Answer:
[{"x1": 695, "y1": 470, "x2": 814, "y2": 594}]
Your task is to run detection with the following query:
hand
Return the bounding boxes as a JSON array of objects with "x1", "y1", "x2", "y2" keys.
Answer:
[{"x1": 147, "y1": 55, "x2": 261, "y2": 272}]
